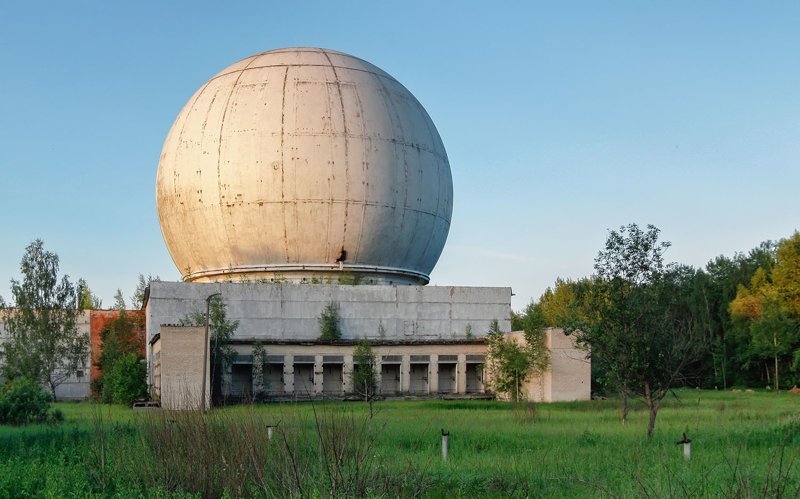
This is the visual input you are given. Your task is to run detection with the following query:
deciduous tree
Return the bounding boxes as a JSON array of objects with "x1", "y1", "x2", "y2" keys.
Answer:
[
  {"x1": 568, "y1": 224, "x2": 705, "y2": 438},
  {"x1": 351, "y1": 339, "x2": 379, "y2": 417},
  {"x1": 0, "y1": 240, "x2": 89, "y2": 398},
  {"x1": 486, "y1": 319, "x2": 550, "y2": 403}
]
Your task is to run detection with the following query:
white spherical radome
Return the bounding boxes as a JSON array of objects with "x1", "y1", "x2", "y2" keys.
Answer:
[{"x1": 156, "y1": 48, "x2": 453, "y2": 285}]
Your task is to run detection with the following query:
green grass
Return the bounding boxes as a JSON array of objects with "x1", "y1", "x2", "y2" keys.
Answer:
[{"x1": 0, "y1": 390, "x2": 798, "y2": 497}]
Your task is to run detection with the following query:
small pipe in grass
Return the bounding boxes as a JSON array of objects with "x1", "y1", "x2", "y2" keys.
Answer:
[
  {"x1": 441, "y1": 429, "x2": 449, "y2": 461},
  {"x1": 267, "y1": 425, "x2": 274, "y2": 441},
  {"x1": 676, "y1": 433, "x2": 692, "y2": 461}
]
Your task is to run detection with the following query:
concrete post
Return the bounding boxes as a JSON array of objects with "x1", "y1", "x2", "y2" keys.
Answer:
[
  {"x1": 375, "y1": 358, "x2": 383, "y2": 395},
  {"x1": 401, "y1": 355, "x2": 411, "y2": 393},
  {"x1": 456, "y1": 354, "x2": 467, "y2": 395},
  {"x1": 222, "y1": 363, "x2": 233, "y2": 399},
  {"x1": 283, "y1": 354, "x2": 294, "y2": 394},
  {"x1": 342, "y1": 355, "x2": 354, "y2": 394},
  {"x1": 429, "y1": 354, "x2": 439, "y2": 394},
  {"x1": 313, "y1": 355, "x2": 324, "y2": 395}
]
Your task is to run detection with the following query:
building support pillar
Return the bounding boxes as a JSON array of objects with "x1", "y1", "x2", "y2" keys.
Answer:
[
  {"x1": 401, "y1": 354, "x2": 411, "y2": 394},
  {"x1": 375, "y1": 357, "x2": 383, "y2": 395},
  {"x1": 283, "y1": 354, "x2": 294, "y2": 395},
  {"x1": 429, "y1": 354, "x2": 439, "y2": 394},
  {"x1": 456, "y1": 354, "x2": 467, "y2": 395},
  {"x1": 313, "y1": 355, "x2": 324, "y2": 396},
  {"x1": 342, "y1": 355, "x2": 354, "y2": 394}
]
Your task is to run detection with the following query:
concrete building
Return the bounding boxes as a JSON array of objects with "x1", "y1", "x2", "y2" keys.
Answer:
[
  {"x1": 148, "y1": 47, "x2": 590, "y2": 408},
  {"x1": 1, "y1": 310, "x2": 89, "y2": 401},
  {"x1": 0, "y1": 309, "x2": 143, "y2": 401}
]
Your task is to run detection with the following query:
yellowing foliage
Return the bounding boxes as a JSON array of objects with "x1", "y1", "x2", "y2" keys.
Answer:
[
  {"x1": 772, "y1": 232, "x2": 800, "y2": 316},
  {"x1": 729, "y1": 232, "x2": 800, "y2": 320}
]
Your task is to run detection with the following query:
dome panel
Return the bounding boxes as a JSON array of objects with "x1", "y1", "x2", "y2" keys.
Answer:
[{"x1": 156, "y1": 48, "x2": 453, "y2": 285}]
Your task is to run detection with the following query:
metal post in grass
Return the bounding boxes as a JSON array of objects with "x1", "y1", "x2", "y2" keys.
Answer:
[
  {"x1": 441, "y1": 429, "x2": 449, "y2": 461},
  {"x1": 267, "y1": 425, "x2": 274, "y2": 441},
  {"x1": 676, "y1": 433, "x2": 692, "y2": 461}
]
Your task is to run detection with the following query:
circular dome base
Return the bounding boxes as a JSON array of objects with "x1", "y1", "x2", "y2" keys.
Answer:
[{"x1": 184, "y1": 263, "x2": 430, "y2": 286}]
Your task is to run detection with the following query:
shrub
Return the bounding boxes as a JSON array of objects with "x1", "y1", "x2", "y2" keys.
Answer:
[
  {"x1": 0, "y1": 378, "x2": 56, "y2": 425},
  {"x1": 103, "y1": 353, "x2": 147, "y2": 406},
  {"x1": 319, "y1": 302, "x2": 341, "y2": 340}
]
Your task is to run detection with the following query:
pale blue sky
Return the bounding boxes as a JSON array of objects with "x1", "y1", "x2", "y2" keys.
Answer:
[{"x1": 1, "y1": 1, "x2": 798, "y2": 310}]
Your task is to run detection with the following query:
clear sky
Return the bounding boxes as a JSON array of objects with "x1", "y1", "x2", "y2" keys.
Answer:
[{"x1": 1, "y1": 1, "x2": 798, "y2": 310}]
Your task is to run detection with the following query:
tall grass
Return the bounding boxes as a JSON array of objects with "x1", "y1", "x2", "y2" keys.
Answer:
[{"x1": 0, "y1": 390, "x2": 797, "y2": 497}]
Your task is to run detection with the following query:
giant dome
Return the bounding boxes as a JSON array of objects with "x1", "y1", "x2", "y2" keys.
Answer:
[{"x1": 156, "y1": 48, "x2": 453, "y2": 285}]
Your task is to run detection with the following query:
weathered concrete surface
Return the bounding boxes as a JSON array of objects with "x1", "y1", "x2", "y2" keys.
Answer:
[
  {"x1": 151, "y1": 326, "x2": 209, "y2": 410},
  {"x1": 0, "y1": 310, "x2": 91, "y2": 401},
  {"x1": 145, "y1": 281, "x2": 512, "y2": 343},
  {"x1": 156, "y1": 48, "x2": 453, "y2": 285},
  {"x1": 494, "y1": 329, "x2": 591, "y2": 402}
]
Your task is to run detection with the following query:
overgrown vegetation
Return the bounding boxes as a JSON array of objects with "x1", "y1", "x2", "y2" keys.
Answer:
[
  {"x1": 94, "y1": 311, "x2": 146, "y2": 405},
  {"x1": 0, "y1": 391, "x2": 797, "y2": 496},
  {"x1": 351, "y1": 339, "x2": 379, "y2": 417},
  {"x1": 251, "y1": 341, "x2": 266, "y2": 400},
  {"x1": 318, "y1": 301, "x2": 342, "y2": 340},
  {"x1": 0, "y1": 378, "x2": 62, "y2": 425},
  {"x1": 517, "y1": 225, "x2": 800, "y2": 437},
  {"x1": 0, "y1": 239, "x2": 89, "y2": 398},
  {"x1": 486, "y1": 319, "x2": 549, "y2": 403},
  {"x1": 179, "y1": 296, "x2": 239, "y2": 404}
]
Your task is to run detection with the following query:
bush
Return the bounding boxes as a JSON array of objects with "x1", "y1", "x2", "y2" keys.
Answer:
[
  {"x1": 103, "y1": 353, "x2": 147, "y2": 406},
  {"x1": 318, "y1": 301, "x2": 341, "y2": 340},
  {"x1": 0, "y1": 378, "x2": 57, "y2": 425}
]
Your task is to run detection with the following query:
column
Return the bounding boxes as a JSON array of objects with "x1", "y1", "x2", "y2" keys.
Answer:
[
  {"x1": 400, "y1": 354, "x2": 411, "y2": 393},
  {"x1": 429, "y1": 354, "x2": 439, "y2": 394},
  {"x1": 342, "y1": 354, "x2": 354, "y2": 394},
  {"x1": 283, "y1": 354, "x2": 294, "y2": 395},
  {"x1": 222, "y1": 363, "x2": 232, "y2": 398},
  {"x1": 313, "y1": 355, "x2": 324, "y2": 395},
  {"x1": 375, "y1": 356, "x2": 383, "y2": 395},
  {"x1": 456, "y1": 354, "x2": 467, "y2": 395}
]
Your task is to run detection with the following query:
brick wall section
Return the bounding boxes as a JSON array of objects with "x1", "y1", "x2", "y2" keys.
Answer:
[{"x1": 89, "y1": 310, "x2": 145, "y2": 381}]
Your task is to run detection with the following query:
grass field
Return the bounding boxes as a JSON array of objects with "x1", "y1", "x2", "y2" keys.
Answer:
[{"x1": 1, "y1": 390, "x2": 798, "y2": 497}]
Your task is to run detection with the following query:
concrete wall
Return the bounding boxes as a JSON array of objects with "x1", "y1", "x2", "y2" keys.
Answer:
[
  {"x1": 152, "y1": 326, "x2": 209, "y2": 410},
  {"x1": 494, "y1": 329, "x2": 591, "y2": 402},
  {"x1": 0, "y1": 310, "x2": 91, "y2": 401},
  {"x1": 146, "y1": 282, "x2": 512, "y2": 343}
]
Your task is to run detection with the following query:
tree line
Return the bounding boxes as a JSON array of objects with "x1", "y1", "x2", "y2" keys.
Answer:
[
  {"x1": 510, "y1": 224, "x2": 799, "y2": 436},
  {"x1": 517, "y1": 225, "x2": 800, "y2": 393}
]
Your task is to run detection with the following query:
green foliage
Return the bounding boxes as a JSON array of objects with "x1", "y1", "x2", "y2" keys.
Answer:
[
  {"x1": 102, "y1": 353, "x2": 147, "y2": 406},
  {"x1": 486, "y1": 318, "x2": 549, "y2": 402},
  {"x1": 318, "y1": 302, "x2": 341, "y2": 340},
  {"x1": 693, "y1": 240, "x2": 778, "y2": 388},
  {"x1": 0, "y1": 391, "x2": 798, "y2": 495},
  {"x1": 729, "y1": 232, "x2": 800, "y2": 389},
  {"x1": 76, "y1": 279, "x2": 103, "y2": 310},
  {"x1": 252, "y1": 341, "x2": 266, "y2": 399},
  {"x1": 337, "y1": 273, "x2": 362, "y2": 285},
  {"x1": 130, "y1": 273, "x2": 159, "y2": 310},
  {"x1": 567, "y1": 224, "x2": 707, "y2": 437},
  {"x1": 112, "y1": 289, "x2": 126, "y2": 310},
  {"x1": 351, "y1": 340, "x2": 378, "y2": 400},
  {"x1": 95, "y1": 311, "x2": 146, "y2": 404},
  {"x1": 0, "y1": 240, "x2": 89, "y2": 398},
  {"x1": 179, "y1": 296, "x2": 239, "y2": 400},
  {"x1": 0, "y1": 378, "x2": 58, "y2": 425}
]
